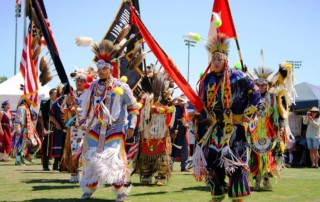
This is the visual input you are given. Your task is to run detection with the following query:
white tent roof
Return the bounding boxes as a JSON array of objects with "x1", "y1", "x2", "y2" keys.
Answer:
[{"x1": 0, "y1": 74, "x2": 52, "y2": 110}]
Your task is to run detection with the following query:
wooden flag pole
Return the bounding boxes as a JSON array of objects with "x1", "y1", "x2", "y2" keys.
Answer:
[
  {"x1": 234, "y1": 36, "x2": 245, "y2": 72},
  {"x1": 223, "y1": 0, "x2": 245, "y2": 72}
]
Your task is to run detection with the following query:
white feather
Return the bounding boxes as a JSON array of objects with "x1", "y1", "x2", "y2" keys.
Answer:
[
  {"x1": 129, "y1": 33, "x2": 135, "y2": 39},
  {"x1": 183, "y1": 32, "x2": 200, "y2": 41},
  {"x1": 119, "y1": 38, "x2": 127, "y2": 47},
  {"x1": 75, "y1": 36, "x2": 94, "y2": 47},
  {"x1": 73, "y1": 64, "x2": 80, "y2": 70},
  {"x1": 134, "y1": 43, "x2": 142, "y2": 51}
]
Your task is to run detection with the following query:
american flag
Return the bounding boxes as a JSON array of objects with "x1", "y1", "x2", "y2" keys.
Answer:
[
  {"x1": 15, "y1": 0, "x2": 22, "y2": 18},
  {"x1": 19, "y1": 24, "x2": 40, "y2": 106},
  {"x1": 127, "y1": 140, "x2": 139, "y2": 162}
]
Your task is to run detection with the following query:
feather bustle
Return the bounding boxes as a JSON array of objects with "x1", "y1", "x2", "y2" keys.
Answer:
[
  {"x1": 31, "y1": 35, "x2": 41, "y2": 50},
  {"x1": 32, "y1": 45, "x2": 43, "y2": 60},
  {"x1": 115, "y1": 25, "x2": 131, "y2": 44},
  {"x1": 31, "y1": 8, "x2": 41, "y2": 29},
  {"x1": 128, "y1": 52, "x2": 147, "y2": 70},
  {"x1": 39, "y1": 57, "x2": 47, "y2": 72}
]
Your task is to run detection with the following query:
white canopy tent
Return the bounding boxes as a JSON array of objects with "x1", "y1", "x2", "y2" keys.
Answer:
[{"x1": 0, "y1": 74, "x2": 52, "y2": 112}]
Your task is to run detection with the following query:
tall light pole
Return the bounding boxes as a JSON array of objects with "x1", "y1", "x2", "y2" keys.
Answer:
[
  {"x1": 183, "y1": 32, "x2": 201, "y2": 82},
  {"x1": 287, "y1": 60, "x2": 302, "y2": 69},
  {"x1": 184, "y1": 39, "x2": 196, "y2": 82},
  {"x1": 14, "y1": 1, "x2": 21, "y2": 75},
  {"x1": 184, "y1": 39, "x2": 197, "y2": 83}
]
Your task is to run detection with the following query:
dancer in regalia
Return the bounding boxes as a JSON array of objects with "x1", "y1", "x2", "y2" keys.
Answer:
[
  {"x1": 248, "y1": 66, "x2": 280, "y2": 190},
  {"x1": 13, "y1": 98, "x2": 41, "y2": 165},
  {"x1": 248, "y1": 62, "x2": 296, "y2": 190},
  {"x1": 79, "y1": 39, "x2": 139, "y2": 201},
  {"x1": 193, "y1": 33, "x2": 261, "y2": 202},
  {"x1": 132, "y1": 68, "x2": 175, "y2": 186},
  {"x1": 60, "y1": 68, "x2": 95, "y2": 183}
]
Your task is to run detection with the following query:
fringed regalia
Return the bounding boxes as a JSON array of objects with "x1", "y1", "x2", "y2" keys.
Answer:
[
  {"x1": 133, "y1": 93, "x2": 174, "y2": 185},
  {"x1": 248, "y1": 92, "x2": 279, "y2": 189},
  {"x1": 247, "y1": 66, "x2": 281, "y2": 190},
  {"x1": 269, "y1": 62, "x2": 296, "y2": 173},
  {"x1": 79, "y1": 77, "x2": 138, "y2": 198},
  {"x1": 75, "y1": 31, "x2": 142, "y2": 200},
  {"x1": 193, "y1": 33, "x2": 261, "y2": 201},
  {"x1": 13, "y1": 102, "x2": 41, "y2": 165},
  {"x1": 60, "y1": 95, "x2": 80, "y2": 174},
  {"x1": 61, "y1": 69, "x2": 96, "y2": 182}
]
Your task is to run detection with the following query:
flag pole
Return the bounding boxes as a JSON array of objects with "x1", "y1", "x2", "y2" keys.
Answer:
[
  {"x1": 23, "y1": 0, "x2": 27, "y2": 38},
  {"x1": 234, "y1": 36, "x2": 245, "y2": 71},
  {"x1": 14, "y1": 1, "x2": 21, "y2": 75},
  {"x1": 224, "y1": 0, "x2": 245, "y2": 72},
  {"x1": 260, "y1": 49, "x2": 264, "y2": 67},
  {"x1": 14, "y1": 11, "x2": 18, "y2": 75}
]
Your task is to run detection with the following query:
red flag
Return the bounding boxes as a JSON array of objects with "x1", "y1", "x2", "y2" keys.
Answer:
[
  {"x1": 19, "y1": 25, "x2": 39, "y2": 107},
  {"x1": 130, "y1": 7, "x2": 205, "y2": 112},
  {"x1": 208, "y1": 0, "x2": 236, "y2": 39}
]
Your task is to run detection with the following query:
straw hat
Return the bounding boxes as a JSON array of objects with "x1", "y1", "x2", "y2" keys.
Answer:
[
  {"x1": 177, "y1": 94, "x2": 188, "y2": 104},
  {"x1": 309, "y1": 107, "x2": 319, "y2": 112}
]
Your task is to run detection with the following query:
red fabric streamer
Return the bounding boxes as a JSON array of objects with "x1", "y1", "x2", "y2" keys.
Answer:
[{"x1": 130, "y1": 7, "x2": 204, "y2": 112}]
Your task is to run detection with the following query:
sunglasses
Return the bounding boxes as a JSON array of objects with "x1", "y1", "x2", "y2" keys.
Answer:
[{"x1": 96, "y1": 59, "x2": 113, "y2": 70}]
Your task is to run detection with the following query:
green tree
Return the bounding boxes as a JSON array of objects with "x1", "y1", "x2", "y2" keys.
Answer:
[{"x1": 0, "y1": 75, "x2": 8, "y2": 84}]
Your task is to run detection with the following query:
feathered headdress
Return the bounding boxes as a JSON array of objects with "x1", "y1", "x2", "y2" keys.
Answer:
[
  {"x1": 90, "y1": 39, "x2": 122, "y2": 78},
  {"x1": 70, "y1": 66, "x2": 95, "y2": 89},
  {"x1": 206, "y1": 33, "x2": 230, "y2": 60},
  {"x1": 271, "y1": 61, "x2": 297, "y2": 105},
  {"x1": 253, "y1": 67, "x2": 274, "y2": 85},
  {"x1": 139, "y1": 64, "x2": 174, "y2": 105},
  {"x1": 75, "y1": 23, "x2": 146, "y2": 79}
]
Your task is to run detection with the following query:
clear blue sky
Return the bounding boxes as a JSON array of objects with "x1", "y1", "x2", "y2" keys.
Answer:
[{"x1": 1, "y1": 0, "x2": 320, "y2": 93}]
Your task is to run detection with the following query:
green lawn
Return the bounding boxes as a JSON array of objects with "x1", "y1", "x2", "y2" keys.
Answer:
[{"x1": 1, "y1": 159, "x2": 320, "y2": 202}]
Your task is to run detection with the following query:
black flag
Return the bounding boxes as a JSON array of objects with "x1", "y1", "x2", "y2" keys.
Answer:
[
  {"x1": 31, "y1": 0, "x2": 70, "y2": 92},
  {"x1": 101, "y1": 0, "x2": 143, "y2": 88}
]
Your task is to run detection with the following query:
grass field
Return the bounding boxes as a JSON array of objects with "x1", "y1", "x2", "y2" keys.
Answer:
[{"x1": 1, "y1": 159, "x2": 320, "y2": 202}]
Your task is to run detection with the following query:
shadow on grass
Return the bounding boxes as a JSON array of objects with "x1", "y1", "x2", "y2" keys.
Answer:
[
  {"x1": 182, "y1": 185, "x2": 210, "y2": 192},
  {"x1": 249, "y1": 187, "x2": 273, "y2": 192},
  {"x1": 288, "y1": 166, "x2": 310, "y2": 169},
  {"x1": 130, "y1": 191, "x2": 169, "y2": 196},
  {"x1": 23, "y1": 179, "x2": 70, "y2": 184},
  {"x1": 26, "y1": 198, "x2": 113, "y2": 202},
  {"x1": 17, "y1": 169, "x2": 54, "y2": 172},
  {"x1": 21, "y1": 171, "x2": 60, "y2": 174},
  {"x1": 0, "y1": 164, "x2": 17, "y2": 166},
  {"x1": 131, "y1": 182, "x2": 158, "y2": 187},
  {"x1": 32, "y1": 185, "x2": 78, "y2": 191}
]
